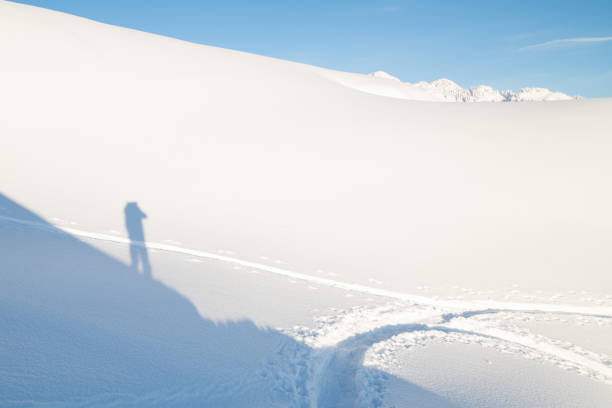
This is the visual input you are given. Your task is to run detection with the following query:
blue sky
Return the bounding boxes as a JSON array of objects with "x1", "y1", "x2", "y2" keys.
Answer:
[{"x1": 14, "y1": 0, "x2": 612, "y2": 97}]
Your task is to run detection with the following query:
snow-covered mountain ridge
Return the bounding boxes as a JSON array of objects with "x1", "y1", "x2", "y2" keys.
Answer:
[{"x1": 368, "y1": 71, "x2": 579, "y2": 102}]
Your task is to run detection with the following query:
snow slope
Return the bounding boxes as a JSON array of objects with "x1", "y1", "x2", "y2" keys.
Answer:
[{"x1": 1, "y1": 1, "x2": 612, "y2": 407}]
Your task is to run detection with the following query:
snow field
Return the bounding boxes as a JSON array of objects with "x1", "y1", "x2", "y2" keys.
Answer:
[{"x1": 2, "y1": 1, "x2": 612, "y2": 406}]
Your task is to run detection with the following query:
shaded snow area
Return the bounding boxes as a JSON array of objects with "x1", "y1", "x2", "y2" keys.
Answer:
[{"x1": 1, "y1": 1, "x2": 612, "y2": 407}]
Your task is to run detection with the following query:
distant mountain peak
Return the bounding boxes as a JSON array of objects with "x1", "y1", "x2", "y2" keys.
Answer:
[
  {"x1": 367, "y1": 71, "x2": 579, "y2": 102},
  {"x1": 431, "y1": 78, "x2": 463, "y2": 90},
  {"x1": 369, "y1": 71, "x2": 400, "y2": 81}
]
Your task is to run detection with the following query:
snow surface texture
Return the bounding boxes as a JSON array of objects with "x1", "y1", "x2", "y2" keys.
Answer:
[{"x1": 1, "y1": 1, "x2": 612, "y2": 407}]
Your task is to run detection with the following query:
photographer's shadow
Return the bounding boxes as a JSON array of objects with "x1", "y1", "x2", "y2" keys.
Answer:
[{"x1": 124, "y1": 201, "x2": 151, "y2": 278}]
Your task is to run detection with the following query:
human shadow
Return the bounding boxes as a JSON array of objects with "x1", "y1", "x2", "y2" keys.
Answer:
[
  {"x1": 0, "y1": 192, "x2": 457, "y2": 407},
  {"x1": 124, "y1": 201, "x2": 151, "y2": 278}
]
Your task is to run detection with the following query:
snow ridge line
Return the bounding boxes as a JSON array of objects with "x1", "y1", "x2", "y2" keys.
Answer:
[{"x1": 2, "y1": 214, "x2": 612, "y2": 318}]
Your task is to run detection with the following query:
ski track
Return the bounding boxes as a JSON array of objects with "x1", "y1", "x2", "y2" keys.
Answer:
[
  {"x1": 3, "y1": 215, "x2": 611, "y2": 318},
  {"x1": 279, "y1": 307, "x2": 612, "y2": 407},
  {"x1": 3, "y1": 214, "x2": 612, "y2": 407}
]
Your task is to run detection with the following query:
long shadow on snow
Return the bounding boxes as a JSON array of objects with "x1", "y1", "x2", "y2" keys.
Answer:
[{"x1": 0, "y1": 193, "x2": 457, "y2": 407}]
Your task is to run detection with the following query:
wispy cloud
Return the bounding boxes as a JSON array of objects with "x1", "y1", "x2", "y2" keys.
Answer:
[{"x1": 520, "y1": 36, "x2": 612, "y2": 51}]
